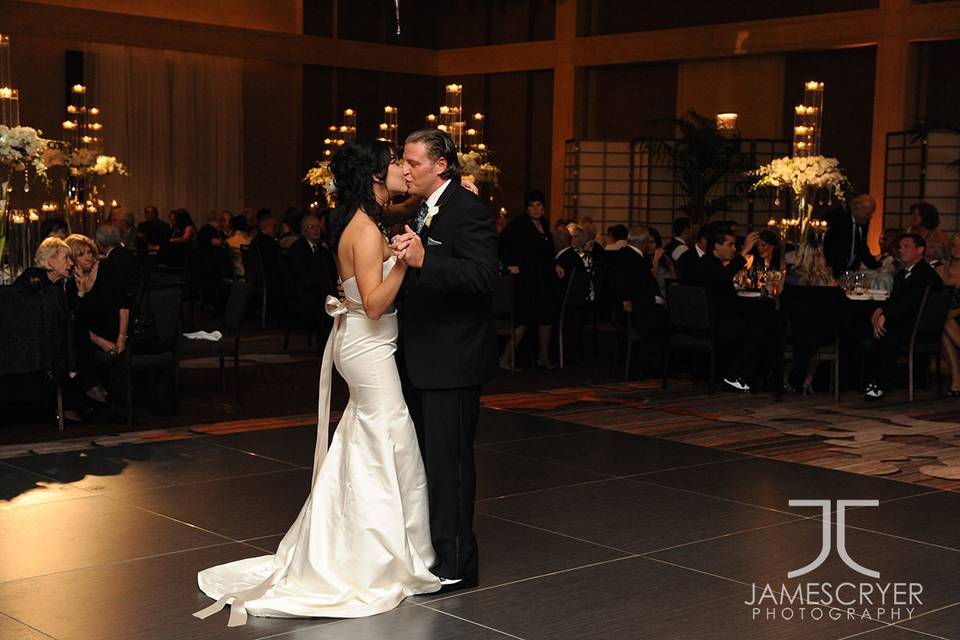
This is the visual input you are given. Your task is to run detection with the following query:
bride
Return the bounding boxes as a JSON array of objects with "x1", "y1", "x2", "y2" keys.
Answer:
[{"x1": 194, "y1": 139, "x2": 441, "y2": 626}]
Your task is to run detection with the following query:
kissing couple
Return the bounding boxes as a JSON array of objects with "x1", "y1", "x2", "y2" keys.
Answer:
[{"x1": 194, "y1": 128, "x2": 500, "y2": 625}]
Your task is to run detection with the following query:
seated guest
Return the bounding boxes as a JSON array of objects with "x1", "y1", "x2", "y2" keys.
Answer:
[
  {"x1": 112, "y1": 209, "x2": 144, "y2": 251},
  {"x1": 698, "y1": 228, "x2": 763, "y2": 392},
  {"x1": 938, "y1": 233, "x2": 960, "y2": 395},
  {"x1": 64, "y1": 234, "x2": 110, "y2": 404},
  {"x1": 568, "y1": 222, "x2": 596, "y2": 302},
  {"x1": 908, "y1": 201, "x2": 949, "y2": 262},
  {"x1": 137, "y1": 205, "x2": 170, "y2": 248},
  {"x1": 196, "y1": 211, "x2": 233, "y2": 283},
  {"x1": 605, "y1": 224, "x2": 628, "y2": 252},
  {"x1": 279, "y1": 208, "x2": 303, "y2": 249},
  {"x1": 198, "y1": 211, "x2": 226, "y2": 249},
  {"x1": 615, "y1": 225, "x2": 664, "y2": 313},
  {"x1": 93, "y1": 224, "x2": 142, "y2": 351},
  {"x1": 824, "y1": 194, "x2": 879, "y2": 277},
  {"x1": 38, "y1": 216, "x2": 69, "y2": 241},
  {"x1": 878, "y1": 228, "x2": 901, "y2": 274},
  {"x1": 226, "y1": 214, "x2": 253, "y2": 277},
  {"x1": 781, "y1": 238, "x2": 837, "y2": 394},
  {"x1": 864, "y1": 233, "x2": 942, "y2": 400},
  {"x1": 285, "y1": 213, "x2": 338, "y2": 343},
  {"x1": 554, "y1": 223, "x2": 584, "y2": 283},
  {"x1": 752, "y1": 229, "x2": 783, "y2": 271},
  {"x1": 14, "y1": 237, "x2": 73, "y2": 290},
  {"x1": 676, "y1": 222, "x2": 711, "y2": 284},
  {"x1": 664, "y1": 216, "x2": 694, "y2": 264},
  {"x1": 160, "y1": 208, "x2": 196, "y2": 268},
  {"x1": 250, "y1": 215, "x2": 280, "y2": 279}
]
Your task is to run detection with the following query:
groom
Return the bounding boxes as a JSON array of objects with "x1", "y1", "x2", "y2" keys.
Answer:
[{"x1": 392, "y1": 129, "x2": 499, "y2": 592}]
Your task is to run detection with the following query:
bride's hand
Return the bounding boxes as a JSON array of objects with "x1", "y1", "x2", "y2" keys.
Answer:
[{"x1": 396, "y1": 226, "x2": 424, "y2": 268}]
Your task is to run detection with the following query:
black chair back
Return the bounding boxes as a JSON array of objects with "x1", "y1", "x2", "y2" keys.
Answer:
[
  {"x1": 914, "y1": 286, "x2": 953, "y2": 341},
  {"x1": 146, "y1": 286, "x2": 183, "y2": 349},
  {"x1": 666, "y1": 283, "x2": 712, "y2": 332},
  {"x1": 223, "y1": 280, "x2": 252, "y2": 331},
  {"x1": 561, "y1": 271, "x2": 591, "y2": 314},
  {"x1": 241, "y1": 245, "x2": 265, "y2": 288}
]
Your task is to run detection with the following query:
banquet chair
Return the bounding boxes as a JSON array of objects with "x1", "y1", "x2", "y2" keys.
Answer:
[
  {"x1": 493, "y1": 274, "x2": 517, "y2": 374},
  {"x1": 662, "y1": 283, "x2": 718, "y2": 392},
  {"x1": 558, "y1": 270, "x2": 592, "y2": 369},
  {"x1": 240, "y1": 245, "x2": 268, "y2": 328},
  {"x1": 905, "y1": 286, "x2": 953, "y2": 401},
  {"x1": 177, "y1": 280, "x2": 251, "y2": 400},
  {"x1": 126, "y1": 285, "x2": 183, "y2": 424}
]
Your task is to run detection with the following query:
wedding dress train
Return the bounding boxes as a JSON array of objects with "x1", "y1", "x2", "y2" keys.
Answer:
[{"x1": 194, "y1": 257, "x2": 440, "y2": 626}]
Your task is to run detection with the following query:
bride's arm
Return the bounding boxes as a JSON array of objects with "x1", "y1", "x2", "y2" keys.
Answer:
[{"x1": 352, "y1": 218, "x2": 407, "y2": 320}]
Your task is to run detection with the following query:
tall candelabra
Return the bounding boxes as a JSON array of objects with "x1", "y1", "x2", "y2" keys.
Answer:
[
  {"x1": 62, "y1": 83, "x2": 106, "y2": 235},
  {"x1": 793, "y1": 81, "x2": 824, "y2": 157},
  {"x1": 379, "y1": 105, "x2": 398, "y2": 145},
  {"x1": 439, "y1": 84, "x2": 463, "y2": 149},
  {"x1": 465, "y1": 112, "x2": 485, "y2": 152},
  {"x1": 0, "y1": 35, "x2": 20, "y2": 127}
]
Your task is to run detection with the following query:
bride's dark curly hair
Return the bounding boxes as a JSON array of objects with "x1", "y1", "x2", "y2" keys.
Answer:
[{"x1": 326, "y1": 138, "x2": 396, "y2": 252}]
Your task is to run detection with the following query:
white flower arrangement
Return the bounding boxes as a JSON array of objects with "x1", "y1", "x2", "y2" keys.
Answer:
[
  {"x1": 88, "y1": 155, "x2": 127, "y2": 176},
  {"x1": 0, "y1": 125, "x2": 49, "y2": 177},
  {"x1": 304, "y1": 161, "x2": 335, "y2": 194},
  {"x1": 748, "y1": 155, "x2": 849, "y2": 202},
  {"x1": 457, "y1": 150, "x2": 500, "y2": 187}
]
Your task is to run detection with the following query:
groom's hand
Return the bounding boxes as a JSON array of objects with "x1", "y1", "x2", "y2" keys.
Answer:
[{"x1": 397, "y1": 225, "x2": 425, "y2": 269}]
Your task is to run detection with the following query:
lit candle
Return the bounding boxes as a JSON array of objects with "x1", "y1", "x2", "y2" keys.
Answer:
[
  {"x1": 329, "y1": 125, "x2": 338, "y2": 132},
  {"x1": 28, "y1": 209, "x2": 40, "y2": 222},
  {"x1": 323, "y1": 138, "x2": 332, "y2": 144},
  {"x1": 805, "y1": 81, "x2": 823, "y2": 90},
  {"x1": 344, "y1": 108, "x2": 354, "y2": 116},
  {"x1": 81, "y1": 135, "x2": 93, "y2": 143},
  {"x1": 716, "y1": 113, "x2": 738, "y2": 130},
  {"x1": 111, "y1": 199, "x2": 118, "y2": 207},
  {"x1": 794, "y1": 126, "x2": 807, "y2": 135},
  {"x1": 439, "y1": 106, "x2": 450, "y2": 115},
  {"x1": 89, "y1": 107, "x2": 100, "y2": 115},
  {"x1": 768, "y1": 218, "x2": 776, "y2": 227},
  {"x1": 379, "y1": 123, "x2": 388, "y2": 130},
  {"x1": 0, "y1": 86, "x2": 11, "y2": 99},
  {"x1": 67, "y1": 105, "x2": 77, "y2": 113},
  {"x1": 795, "y1": 105, "x2": 805, "y2": 115},
  {"x1": 384, "y1": 106, "x2": 394, "y2": 113},
  {"x1": 72, "y1": 84, "x2": 86, "y2": 94},
  {"x1": 473, "y1": 113, "x2": 484, "y2": 121},
  {"x1": 466, "y1": 128, "x2": 476, "y2": 136},
  {"x1": 477, "y1": 143, "x2": 486, "y2": 150},
  {"x1": 437, "y1": 124, "x2": 448, "y2": 131},
  {"x1": 339, "y1": 125, "x2": 347, "y2": 132},
  {"x1": 62, "y1": 120, "x2": 77, "y2": 129},
  {"x1": 426, "y1": 114, "x2": 436, "y2": 122},
  {"x1": 89, "y1": 122, "x2": 103, "y2": 130}
]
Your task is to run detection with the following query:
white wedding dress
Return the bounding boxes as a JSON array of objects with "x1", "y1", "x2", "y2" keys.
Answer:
[{"x1": 194, "y1": 257, "x2": 440, "y2": 626}]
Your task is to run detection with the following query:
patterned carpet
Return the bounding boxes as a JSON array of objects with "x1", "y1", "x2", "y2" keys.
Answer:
[{"x1": 481, "y1": 381, "x2": 960, "y2": 491}]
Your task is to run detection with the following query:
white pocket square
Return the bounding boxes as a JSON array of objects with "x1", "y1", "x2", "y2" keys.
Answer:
[{"x1": 427, "y1": 238, "x2": 443, "y2": 246}]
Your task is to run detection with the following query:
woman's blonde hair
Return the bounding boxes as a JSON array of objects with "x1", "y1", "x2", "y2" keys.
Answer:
[
  {"x1": 64, "y1": 233, "x2": 98, "y2": 262},
  {"x1": 791, "y1": 241, "x2": 833, "y2": 286},
  {"x1": 35, "y1": 237, "x2": 71, "y2": 271}
]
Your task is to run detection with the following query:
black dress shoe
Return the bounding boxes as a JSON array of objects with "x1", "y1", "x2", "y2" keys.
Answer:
[{"x1": 434, "y1": 575, "x2": 479, "y2": 594}]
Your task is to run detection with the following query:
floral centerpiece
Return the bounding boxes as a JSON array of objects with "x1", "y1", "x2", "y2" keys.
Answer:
[
  {"x1": 747, "y1": 155, "x2": 850, "y2": 240},
  {"x1": 0, "y1": 125, "x2": 49, "y2": 178},
  {"x1": 457, "y1": 150, "x2": 500, "y2": 187},
  {"x1": 304, "y1": 161, "x2": 335, "y2": 193}
]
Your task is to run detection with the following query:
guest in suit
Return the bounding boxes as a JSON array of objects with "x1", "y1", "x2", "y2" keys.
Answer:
[
  {"x1": 615, "y1": 227, "x2": 666, "y2": 360},
  {"x1": 498, "y1": 189, "x2": 557, "y2": 370},
  {"x1": 864, "y1": 232, "x2": 943, "y2": 400},
  {"x1": 391, "y1": 129, "x2": 499, "y2": 592},
  {"x1": 676, "y1": 222, "x2": 711, "y2": 284},
  {"x1": 664, "y1": 216, "x2": 694, "y2": 265},
  {"x1": 824, "y1": 194, "x2": 880, "y2": 277},
  {"x1": 554, "y1": 224, "x2": 585, "y2": 282},
  {"x1": 286, "y1": 213, "x2": 338, "y2": 342},
  {"x1": 93, "y1": 224, "x2": 142, "y2": 356},
  {"x1": 112, "y1": 209, "x2": 144, "y2": 251},
  {"x1": 137, "y1": 205, "x2": 170, "y2": 248},
  {"x1": 698, "y1": 228, "x2": 765, "y2": 392}
]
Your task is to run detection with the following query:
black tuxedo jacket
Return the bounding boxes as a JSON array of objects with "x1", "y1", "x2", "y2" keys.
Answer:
[
  {"x1": 675, "y1": 246, "x2": 703, "y2": 285},
  {"x1": 883, "y1": 260, "x2": 942, "y2": 330},
  {"x1": 612, "y1": 246, "x2": 659, "y2": 307},
  {"x1": 823, "y1": 209, "x2": 879, "y2": 276},
  {"x1": 400, "y1": 181, "x2": 499, "y2": 390},
  {"x1": 696, "y1": 253, "x2": 746, "y2": 315}
]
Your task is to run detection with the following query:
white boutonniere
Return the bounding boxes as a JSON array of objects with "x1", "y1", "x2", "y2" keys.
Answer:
[{"x1": 423, "y1": 204, "x2": 440, "y2": 228}]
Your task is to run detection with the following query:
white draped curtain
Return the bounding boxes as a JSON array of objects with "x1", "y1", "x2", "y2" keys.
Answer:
[{"x1": 86, "y1": 44, "x2": 243, "y2": 222}]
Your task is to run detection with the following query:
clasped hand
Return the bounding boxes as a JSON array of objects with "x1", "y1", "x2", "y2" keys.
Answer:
[{"x1": 390, "y1": 225, "x2": 425, "y2": 269}]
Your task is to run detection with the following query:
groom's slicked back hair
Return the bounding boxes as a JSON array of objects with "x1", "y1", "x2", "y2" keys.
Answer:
[{"x1": 405, "y1": 129, "x2": 461, "y2": 180}]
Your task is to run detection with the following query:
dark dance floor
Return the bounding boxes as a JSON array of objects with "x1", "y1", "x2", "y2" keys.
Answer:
[{"x1": 1, "y1": 407, "x2": 958, "y2": 639}]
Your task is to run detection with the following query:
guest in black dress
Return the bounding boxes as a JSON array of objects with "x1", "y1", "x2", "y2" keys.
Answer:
[
  {"x1": 159, "y1": 208, "x2": 195, "y2": 268},
  {"x1": 498, "y1": 190, "x2": 556, "y2": 369},
  {"x1": 64, "y1": 234, "x2": 110, "y2": 404},
  {"x1": 751, "y1": 229, "x2": 783, "y2": 272}
]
